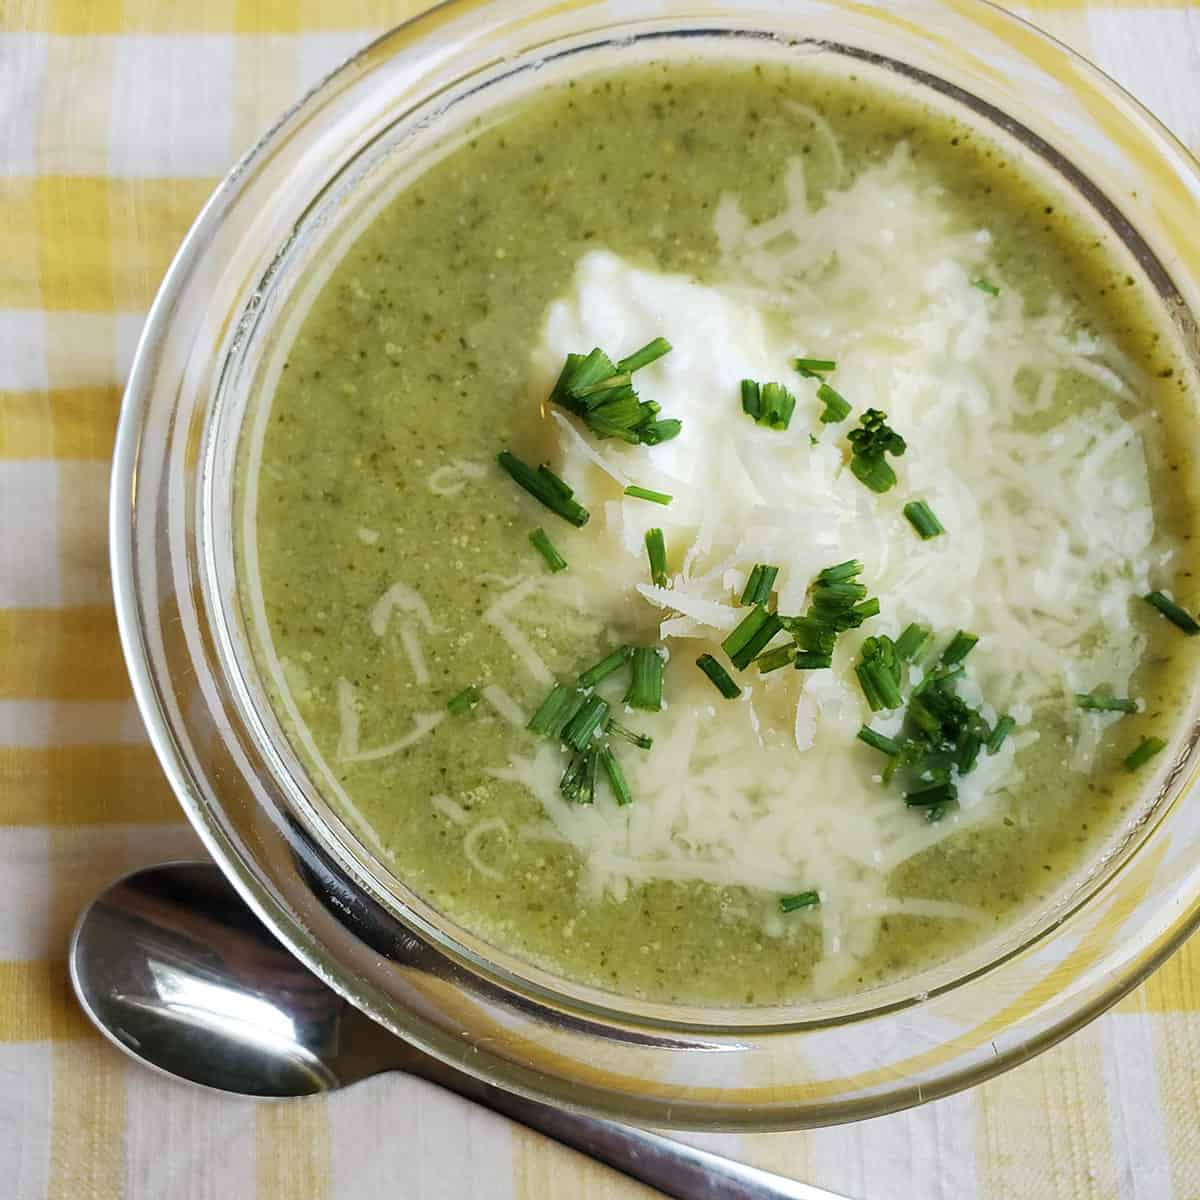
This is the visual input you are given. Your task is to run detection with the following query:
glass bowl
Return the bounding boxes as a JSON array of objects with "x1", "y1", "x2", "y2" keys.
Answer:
[{"x1": 111, "y1": 0, "x2": 1200, "y2": 1129}]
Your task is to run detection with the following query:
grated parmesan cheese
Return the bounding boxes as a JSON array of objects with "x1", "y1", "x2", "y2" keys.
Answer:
[{"x1": 491, "y1": 144, "x2": 1168, "y2": 990}]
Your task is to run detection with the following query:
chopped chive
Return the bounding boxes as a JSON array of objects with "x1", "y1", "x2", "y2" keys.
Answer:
[
  {"x1": 987, "y1": 715, "x2": 1015, "y2": 754},
  {"x1": 617, "y1": 336, "x2": 672, "y2": 374},
  {"x1": 645, "y1": 527, "x2": 668, "y2": 587},
  {"x1": 497, "y1": 451, "x2": 590, "y2": 527},
  {"x1": 578, "y1": 646, "x2": 631, "y2": 688},
  {"x1": 903, "y1": 500, "x2": 944, "y2": 540},
  {"x1": 741, "y1": 563, "x2": 779, "y2": 607},
  {"x1": 779, "y1": 890, "x2": 820, "y2": 913},
  {"x1": 1076, "y1": 692, "x2": 1138, "y2": 714},
  {"x1": 857, "y1": 726, "x2": 902, "y2": 756},
  {"x1": 856, "y1": 636, "x2": 903, "y2": 711},
  {"x1": 941, "y1": 631, "x2": 979, "y2": 665},
  {"x1": 560, "y1": 749, "x2": 598, "y2": 804},
  {"x1": 447, "y1": 685, "x2": 480, "y2": 715},
  {"x1": 904, "y1": 781, "x2": 958, "y2": 808},
  {"x1": 528, "y1": 527, "x2": 567, "y2": 572},
  {"x1": 625, "y1": 647, "x2": 665, "y2": 711},
  {"x1": 760, "y1": 382, "x2": 797, "y2": 430},
  {"x1": 852, "y1": 597, "x2": 881, "y2": 621},
  {"x1": 696, "y1": 654, "x2": 741, "y2": 699},
  {"x1": 956, "y1": 730, "x2": 983, "y2": 774},
  {"x1": 642, "y1": 418, "x2": 682, "y2": 445},
  {"x1": 1125, "y1": 736, "x2": 1166, "y2": 771},
  {"x1": 794, "y1": 357, "x2": 837, "y2": 379},
  {"x1": 972, "y1": 278, "x2": 1000, "y2": 297},
  {"x1": 817, "y1": 382, "x2": 851, "y2": 424},
  {"x1": 847, "y1": 409, "x2": 906, "y2": 494},
  {"x1": 548, "y1": 343, "x2": 679, "y2": 445},
  {"x1": 895, "y1": 623, "x2": 932, "y2": 662},
  {"x1": 527, "y1": 684, "x2": 586, "y2": 739},
  {"x1": 606, "y1": 718, "x2": 653, "y2": 750},
  {"x1": 755, "y1": 644, "x2": 796, "y2": 674},
  {"x1": 599, "y1": 747, "x2": 633, "y2": 806},
  {"x1": 562, "y1": 695, "x2": 611, "y2": 751},
  {"x1": 740, "y1": 379, "x2": 762, "y2": 420},
  {"x1": 1144, "y1": 591, "x2": 1200, "y2": 635},
  {"x1": 723, "y1": 605, "x2": 784, "y2": 670},
  {"x1": 793, "y1": 651, "x2": 833, "y2": 670},
  {"x1": 625, "y1": 484, "x2": 673, "y2": 506},
  {"x1": 816, "y1": 559, "x2": 863, "y2": 584},
  {"x1": 741, "y1": 379, "x2": 797, "y2": 430}
]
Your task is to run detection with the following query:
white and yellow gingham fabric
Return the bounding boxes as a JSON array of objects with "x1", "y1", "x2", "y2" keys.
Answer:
[{"x1": 1, "y1": 2, "x2": 1198, "y2": 1196}]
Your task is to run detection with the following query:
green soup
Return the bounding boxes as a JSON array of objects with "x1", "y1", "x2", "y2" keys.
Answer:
[{"x1": 243, "y1": 58, "x2": 1199, "y2": 1005}]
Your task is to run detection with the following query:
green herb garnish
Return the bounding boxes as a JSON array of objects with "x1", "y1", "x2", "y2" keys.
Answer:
[
  {"x1": 1076, "y1": 691, "x2": 1137, "y2": 714},
  {"x1": 1144, "y1": 591, "x2": 1200, "y2": 636},
  {"x1": 779, "y1": 890, "x2": 820, "y2": 913},
  {"x1": 548, "y1": 339, "x2": 677, "y2": 445},
  {"x1": 793, "y1": 651, "x2": 833, "y2": 670},
  {"x1": 625, "y1": 485, "x2": 673, "y2": 506},
  {"x1": 755, "y1": 644, "x2": 796, "y2": 674},
  {"x1": 847, "y1": 409, "x2": 907, "y2": 494},
  {"x1": 562, "y1": 695, "x2": 611, "y2": 752},
  {"x1": 941, "y1": 631, "x2": 979, "y2": 666},
  {"x1": 578, "y1": 646, "x2": 631, "y2": 688},
  {"x1": 606, "y1": 718, "x2": 653, "y2": 751},
  {"x1": 903, "y1": 500, "x2": 944, "y2": 540},
  {"x1": 740, "y1": 379, "x2": 798, "y2": 431},
  {"x1": 857, "y1": 726, "x2": 902, "y2": 756},
  {"x1": 497, "y1": 451, "x2": 589, "y2": 527},
  {"x1": 625, "y1": 647, "x2": 665, "y2": 711},
  {"x1": 972, "y1": 278, "x2": 1000, "y2": 296},
  {"x1": 617, "y1": 337, "x2": 672, "y2": 374},
  {"x1": 560, "y1": 749, "x2": 598, "y2": 804},
  {"x1": 987, "y1": 715, "x2": 1015, "y2": 754},
  {"x1": 904, "y1": 781, "x2": 958, "y2": 820},
  {"x1": 741, "y1": 564, "x2": 779, "y2": 607},
  {"x1": 645, "y1": 527, "x2": 668, "y2": 587},
  {"x1": 1125, "y1": 736, "x2": 1166, "y2": 771},
  {"x1": 696, "y1": 654, "x2": 741, "y2": 699},
  {"x1": 894, "y1": 623, "x2": 932, "y2": 662},
  {"x1": 817, "y1": 382, "x2": 851, "y2": 424},
  {"x1": 527, "y1": 684, "x2": 587, "y2": 739},
  {"x1": 599, "y1": 746, "x2": 633, "y2": 806},
  {"x1": 528, "y1": 526, "x2": 567, "y2": 572},
  {"x1": 794, "y1": 357, "x2": 837, "y2": 379},
  {"x1": 855, "y1": 635, "x2": 904, "y2": 712},
  {"x1": 447, "y1": 685, "x2": 480, "y2": 715},
  {"x1": 723, "y1": 605, "x2": 784, "y2": 670}
]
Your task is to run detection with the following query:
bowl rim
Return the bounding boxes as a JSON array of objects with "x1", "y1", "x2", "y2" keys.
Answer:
[{"x1": 111, "y1": 0, "x2": 1200, "y2": 1129}]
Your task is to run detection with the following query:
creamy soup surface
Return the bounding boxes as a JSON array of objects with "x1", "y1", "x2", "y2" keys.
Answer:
[{"x1": 242, "y1": 59, "x2": 1200, "y2": 1005}]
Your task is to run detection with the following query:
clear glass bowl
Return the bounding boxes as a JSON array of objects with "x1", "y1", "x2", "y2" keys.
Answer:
[{"x1": 112, "y1": 0, "x2": 1200, "y2": 1129}]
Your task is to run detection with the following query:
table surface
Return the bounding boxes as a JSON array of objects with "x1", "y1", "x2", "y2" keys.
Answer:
[{"x1": 1, "y1": 2, "x2": 1198, "y2": 1197}]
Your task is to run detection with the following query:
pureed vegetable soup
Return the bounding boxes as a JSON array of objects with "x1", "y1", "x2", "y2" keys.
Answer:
[{"x1": 240, "y1": 58, "x2": 1200, "y2": 1005}]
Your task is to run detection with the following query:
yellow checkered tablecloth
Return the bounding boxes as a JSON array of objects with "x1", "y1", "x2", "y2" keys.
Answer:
[{"x1": 1, "y1": 1, "x2": 1198, "y2": 1196}]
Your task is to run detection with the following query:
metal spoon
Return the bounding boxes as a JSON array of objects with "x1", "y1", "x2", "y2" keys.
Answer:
[{"x1": 70, "y1": 862, "x2": 848, "y2": 1200}]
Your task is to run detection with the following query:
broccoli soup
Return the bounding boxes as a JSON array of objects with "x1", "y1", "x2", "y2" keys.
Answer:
[{"x1": 241, "y1": 59, "x2": 1199, "y2": 1005}]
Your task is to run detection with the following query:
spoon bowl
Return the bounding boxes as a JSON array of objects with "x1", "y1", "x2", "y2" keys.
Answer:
[{"x1": 69, "y1": 861, "x2": 847, "y2": 1200}]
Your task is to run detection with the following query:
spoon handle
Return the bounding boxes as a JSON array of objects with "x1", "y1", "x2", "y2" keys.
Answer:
[{"x1": 407, "y1": 1061, "x2": 846, "y2": 1200}]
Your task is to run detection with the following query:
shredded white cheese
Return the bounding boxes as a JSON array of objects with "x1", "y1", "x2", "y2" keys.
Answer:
[{"x1": 492, "y1": 143, "x2": 1169, "y2": 990}]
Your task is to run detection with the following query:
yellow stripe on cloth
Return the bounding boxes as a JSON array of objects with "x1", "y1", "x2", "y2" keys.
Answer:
[
  {"x1": 0, "y1": 388, "x2": 123, "y2": 460},
  {"x1": 0, "y1": 960, "x2": 92, "y2": 1043},
  {"x1": 42, "y1": 0, "x2": 426, "y2": 34},
  {"x1": 0, "y1": 177, "x2": 217, "y2": 312},
  {"x1": 257, "y1": 1098, "x2": 332, "y2": 1200},
  {"x1": 0, "y1": 746, "x2": 179, "y2": 825},
  {"x1": 0, "y1": 608, "x2": 130, "y2": 701},
  {"x1": 48, "y1": 1038, "x2": 127, "y2": 1200},
  {"x1": 976, "y1": 1023, "x2": 1118, "y2": 1198}
]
